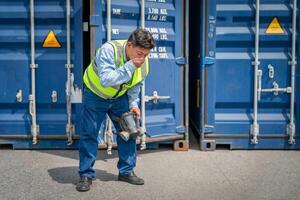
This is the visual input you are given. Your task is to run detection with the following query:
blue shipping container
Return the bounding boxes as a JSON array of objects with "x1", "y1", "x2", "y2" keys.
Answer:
[
  {"x1": 0, "y1": 0, "x2": 83, "y2": 148},
  {"x1": 190, "y1": 0, "x2": 300, "y2": 150},
  {"x1": 0, "y1": 0, "x2": 188, "y2": 150},
  {"x1": 90, "y1": 0, "x2": 187, "y2": 149}
]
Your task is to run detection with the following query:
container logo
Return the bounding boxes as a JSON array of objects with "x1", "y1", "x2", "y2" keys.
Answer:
[
  {"x1": 265, "y1": 17, "x2": 285, "y2": 34},
  {"x1": 42, "y1": 31, "x2": 62, "y2": 48}
]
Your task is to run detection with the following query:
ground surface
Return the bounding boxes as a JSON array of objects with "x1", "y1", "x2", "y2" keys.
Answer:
[{"x1": 0, "y1": 133, "x2": 299, "y2": 200}]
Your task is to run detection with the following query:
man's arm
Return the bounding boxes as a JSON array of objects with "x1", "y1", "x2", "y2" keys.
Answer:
[
  {"x1": 127, "y1": 81, "x2": 144, "y2": 109},
  {"x1": 127, "y1": 81, "x2": 144, "y2": 119},
  {"x1": 95, "y1": 43, "x2": 136, "y2": 87}
]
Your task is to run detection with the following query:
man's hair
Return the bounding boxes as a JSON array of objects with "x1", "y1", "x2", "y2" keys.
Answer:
[{"x1": 128, "y1": 28, "x2": 155, "y2": 49}]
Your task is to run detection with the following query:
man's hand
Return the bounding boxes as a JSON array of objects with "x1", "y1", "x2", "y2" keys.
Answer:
[
  {"x1": 130, "y1": 107, "x2": 140, "y2": 120},
  {"x1": 132, "y1": 58, "x2": 145, "y2": 68}
]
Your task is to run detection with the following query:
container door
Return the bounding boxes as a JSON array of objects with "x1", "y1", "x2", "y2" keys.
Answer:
[
  {"x1": 90, "y1": 0, "x2": 185, "y2": 140},
  {"x1": 0, "y1": 1, "x2": 31, "y2": 136},
  {"x1": 191, "y1": 0, "x2": 300, "y2": 149},
  {"x1": 34, "y1": 0, "x2": 82, "y2": 147},
  {"x1": 0, "y1": 0, "x2": 83, "y2": 148}
]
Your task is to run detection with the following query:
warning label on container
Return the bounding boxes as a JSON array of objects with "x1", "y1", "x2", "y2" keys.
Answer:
[
  {"x1": 42, "y1": 31, "x2": 61, "y2": 48},
  {"x1": 265, "y1": 17, "x2": 284, "y2": 34}
]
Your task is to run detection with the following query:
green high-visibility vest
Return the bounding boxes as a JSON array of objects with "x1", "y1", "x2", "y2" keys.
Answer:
[{"x1": 83, "y1": 40, "x2": 149, "y2": 99}]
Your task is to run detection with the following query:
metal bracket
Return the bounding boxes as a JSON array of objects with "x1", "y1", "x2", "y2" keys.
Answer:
[
  {"x1": 268, "y1": 64, "x2": 274, "y2": 79},
  {"x1": 29, "y1": 94, "x2": 34, "y2": 112},
  {"x1": 273, "y1": 81, "x2": 279, "y2": 95},
  {"x1": 31, "y1": 125, "x2": 40, "y2": 145},
  {"x1": 251, "y1": 61, "x2": 260, "y2": 66},
  {"x1": 287, "y1": 123, "x2": 296, "y2": 144},
  {"x1": 90, "y1": 15, "x2": 101, "y2": 27},
  {"x1": 51, "y1": 91, "x2": 57, "y2": 103},
  {"x1": 257, "y1": 70, "x2": 262, "y2": 101},
  {"x1": 288, "y1": 60, "x2": 297, "y2": 66},
  {"x1": 200, "y1": 140, "x2": 216, "y2": 151},
  {"x1": 175, "y1": 57, "x2": 187, "y2": 65},
  {"x1": 201, "y1": 56, "x2": 215, "y2": 66},
  {"x1": 174, "y1": 140, "x2": 189, "y2": 151},
  {"x1": 105, "y1": 128, "x2": 114, "y2": 155},
  {"x1": 176, "y1": 126, "x2": 186, "y2": 134},
  {"x1": 66, "y1": 124, "x2": 74, "y2": 145},
  {"x1": 202, "y1": 125, "x2": 214, "y2": 133},
  {"x1": 65, "y1": 64, "x2": 74, "y2": 69},
  {"x1": 145, "y1": 91, "x2": 170, "y2": 104},
  {"x1": 30, "y1": 64, "x2": 38, "y2": 69},
  {"x1": 250, "y1": 123, "x2": 259, "y2": 144},
  {"x1": 16, "y1": 90, "x2": 23, "y2": 102}
]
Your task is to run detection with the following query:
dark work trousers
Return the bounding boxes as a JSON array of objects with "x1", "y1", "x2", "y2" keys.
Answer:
[{"x1": 78, "y1": 88, "x2": 137, "y2": 178}]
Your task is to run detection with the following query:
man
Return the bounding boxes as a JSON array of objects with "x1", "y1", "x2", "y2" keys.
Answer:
[{"x1": 76, "y1": 28, "x2": 155, "y2": 192}]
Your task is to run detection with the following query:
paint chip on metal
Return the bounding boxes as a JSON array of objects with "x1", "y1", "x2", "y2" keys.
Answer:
[
  {"x1": 265, "y1": 17, "x2": 284, "y2": 34},
  {"x1": 42, "y1": 31, "x2": 62, "y2": 48}
]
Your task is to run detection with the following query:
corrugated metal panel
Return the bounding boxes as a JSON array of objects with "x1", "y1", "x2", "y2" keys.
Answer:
[
  {"x1": 0, "y1": 0, "x2": 187, "y2": 149},
  {"x1": 91, "y1": 0, "x2": 186, "y2": 141},
  {"x1": 0, "y1": 0, "x2": 83, "y2": 148},
  {"x1": 190, "y1": 0, "x2": 300, "y2": 149}
]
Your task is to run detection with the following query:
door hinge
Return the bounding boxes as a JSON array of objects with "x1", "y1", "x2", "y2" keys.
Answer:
[
  {"x1": 176, "y1": 126, "x2": 186, "y2": 134},
  {"x1": 175, "y1": 57, "x2": 187, "y2": 65},
  {"x1": 202, "y1": 125, "x2": 214, "y2": 133},
  {"x1": 201, "y1": 56, "x2": 215, "y2": 67}
]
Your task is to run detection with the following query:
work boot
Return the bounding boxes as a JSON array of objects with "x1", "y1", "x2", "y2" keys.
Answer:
[
  {"x1": 76, "y1": 176, "x2": 92, "y2": 192},
  {"x1": 118, "y1": 172, "x2": 144, "y2": 185}
]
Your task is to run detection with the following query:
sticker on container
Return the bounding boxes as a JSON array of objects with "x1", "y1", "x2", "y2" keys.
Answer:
[
  {"x1": 265, "y1": 17, "x2": 284, "y2": 34},
  {"x1": 42, "y1": 31, "x2": 62, "y2": 48}
]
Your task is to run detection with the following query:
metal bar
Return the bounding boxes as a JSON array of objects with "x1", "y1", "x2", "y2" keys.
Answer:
[
  {"x1": 0, "y1": 135, "x2": 79, "y2": 140},
  {"x1": 200, "y1": 0, "x2": 207, "y2": 141},
  {"x1": 261, "y1": 88, "x2": 290, "y2": 93},
  {"x1": 65, "y1": 0, "x2": 74, "y2": 145},
  {"x1": 106, "y1": 116, "x2": 113, "y2": 154},
  {"x1": 66, "y1": 0, "x2": 71, "y2": 67},
  {"x1": 105, "y1": 122, "x2": 113, "y2": 151},
  {"x1": 287, "y1": 0, "x2": 297, "y2": 144},
  {"x1": 205, "y1": 134, "x2": 295, "y2": 139},
  {"x1": 107, "y1": 0, "x2": 111, "y2": 41},
  {"x1": 257, "y1": 69, "x2": 262, "y2": 101},
  {"x1": 100, "y1": 135, "x2": 184, "y2": 149},
  {"x1": 251, "y1": 0, "x2": 260, "y2": 144},
  {"x1": 141, "y1": 0, "x2": 145, "y2": 28},
  {"x1": 90, "y1": 0, "x2": 95, "y2": 59},
  {"x1": 0, "y1": 134, "x2": 184, "y2": 143},
  {"x1": 30, "y1": 0, "x2": 35, "y2": 66},
  {"x1": 140, "y1": 0, "x2": 146, "y2": 133},
  {"x1": 141, "y1": 135, "x2": 184, "y2": 143},
  {"x1": 29, "y1": 0, "x2": 38, "y2": 145},
  {"x1": 184, "y1": 0, "x2": 189, "y2": 147},
  {"x1": 105, "y1": 0, "x2": 113, "y2": 148}
]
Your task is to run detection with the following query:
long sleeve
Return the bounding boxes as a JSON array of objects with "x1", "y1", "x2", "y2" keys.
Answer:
[
  {"x1": 94, "y1": 43, "x2": 136, "y2": 87},
  {"x1": 127, "y1": 81, "x2": 144, "y2": 109}
]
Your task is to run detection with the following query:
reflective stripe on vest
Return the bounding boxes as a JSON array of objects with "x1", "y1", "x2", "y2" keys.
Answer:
[{"x1": 83, "y1": 40, "x2": 149, "y2": 99}]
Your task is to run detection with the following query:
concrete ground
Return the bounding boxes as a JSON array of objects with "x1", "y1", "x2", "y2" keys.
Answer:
[{"x1": 0, "y1": 133, "x2": 299, "y2": 200}]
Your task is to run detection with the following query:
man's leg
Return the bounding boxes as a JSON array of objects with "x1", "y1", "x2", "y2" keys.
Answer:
[
  {"x1": 78, "y1": 89, "x2": 108, "y2": 179},
  {"x1": 109, "y1": 94, "x2": 144, "y2": 185},
  {"x1": 109, "y1": 94, "x2": 136, "y2": 175}
]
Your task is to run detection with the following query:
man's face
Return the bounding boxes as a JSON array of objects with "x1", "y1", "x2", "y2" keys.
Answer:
[{"x1": 126, "y1": 42, "x2": 150, "y2": 60}]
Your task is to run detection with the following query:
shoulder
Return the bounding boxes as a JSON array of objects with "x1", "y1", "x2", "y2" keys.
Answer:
[{"x1": 96, "y1": 42, "x2": 114, "y2": 58}]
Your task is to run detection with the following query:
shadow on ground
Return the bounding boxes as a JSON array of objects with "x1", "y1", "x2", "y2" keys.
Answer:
[
  {"x1": 48, "y1": 166, "x2": 117, "y2": 185},
  {"x1": 39, "y1": 130, "x2": 200, "y2": 161}
]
